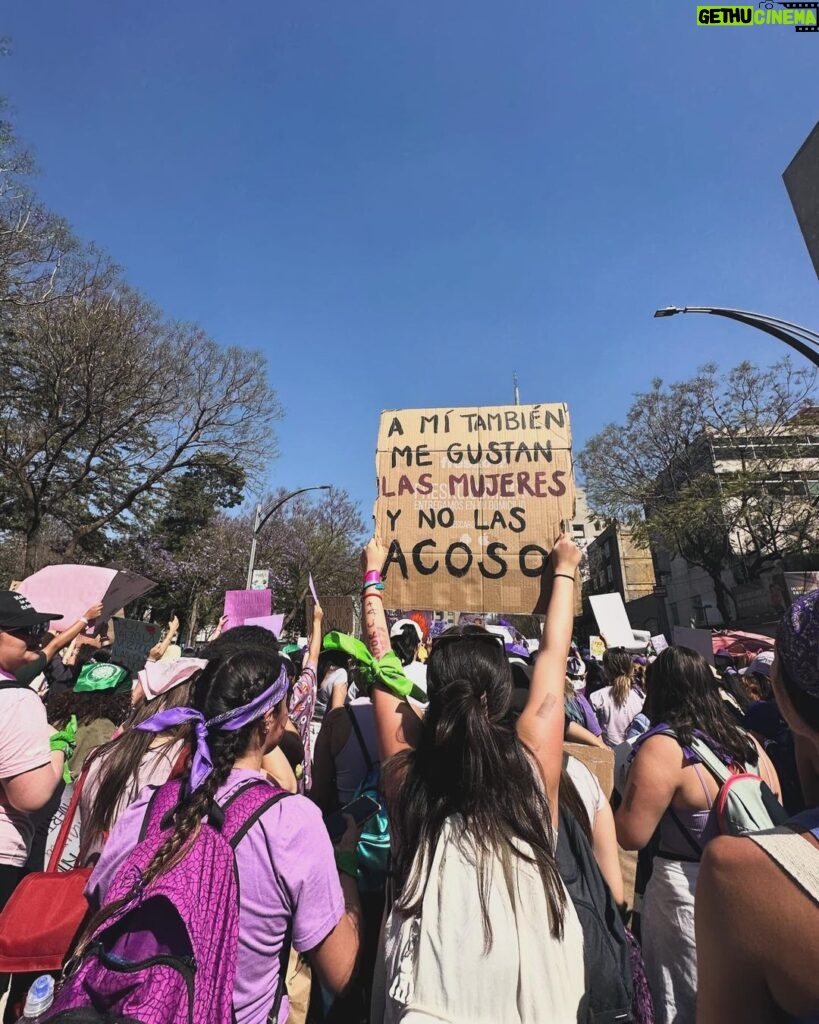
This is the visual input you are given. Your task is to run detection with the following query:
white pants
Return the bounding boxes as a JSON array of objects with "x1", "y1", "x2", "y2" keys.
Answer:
[{"x1": 641, "y1": 857, "x2": 700, "y2": 1024}]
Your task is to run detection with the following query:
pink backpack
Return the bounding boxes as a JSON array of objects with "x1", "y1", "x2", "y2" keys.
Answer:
[{"x1": 48, "y1": 777, "x2": 290, "y2": 1024}]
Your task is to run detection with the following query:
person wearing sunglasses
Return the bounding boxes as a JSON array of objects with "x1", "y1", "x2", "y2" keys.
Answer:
[
  {"x1": 0, "y1": 590, "x2": 74, "y2": 1004},
  {"x1": 362, "y1": 534, "x2": 586, "y2": 1023}
]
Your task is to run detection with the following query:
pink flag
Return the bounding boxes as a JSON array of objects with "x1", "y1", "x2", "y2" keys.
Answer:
[
  {"x1": 223, "y1": 589, "x2": 272, "y2": 632},
  {"x1": 244, "y1": 614, "x2": 285, "y2": 637}
]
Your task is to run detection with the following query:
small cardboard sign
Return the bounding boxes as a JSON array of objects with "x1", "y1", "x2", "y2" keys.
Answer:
[
  {"x1": 589, "y1": 635, "x2": 606, "y2": 660},
  {"x1": 373, "y1": 404, "x2": 575, "y2": 613},
  {"x1": 223, "y1": 589, "x2": 272, "y2": 632},
  {"x1": 111, "y1": 618, "x2": 159, "y2": 675},
  {"x1": 651, "y1": 633, "x2": 669, "y2": 654}
]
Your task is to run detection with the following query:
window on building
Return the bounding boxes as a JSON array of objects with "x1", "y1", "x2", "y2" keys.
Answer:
[{"x1": 573, "y1": 523, "x2": 586, "y2": 539}]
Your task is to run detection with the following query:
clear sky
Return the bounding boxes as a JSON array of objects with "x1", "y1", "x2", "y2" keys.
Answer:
[{"x1": 3, "y1": 2, "x2": 818, "y2": 523}]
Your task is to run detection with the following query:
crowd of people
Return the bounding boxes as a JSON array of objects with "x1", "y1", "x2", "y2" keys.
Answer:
[{"x1": 0, "y1": 535, "x2": 818, "y2": 1023}]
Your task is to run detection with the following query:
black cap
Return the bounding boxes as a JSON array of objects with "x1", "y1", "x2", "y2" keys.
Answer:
[{"x1": 0, "y1": 591, "x2": 61, "y2": 631}]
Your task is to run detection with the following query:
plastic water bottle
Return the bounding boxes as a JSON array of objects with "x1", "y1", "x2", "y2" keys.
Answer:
[{"x1": 17, "y1": 974, "x2": 54, "y2": 1022}]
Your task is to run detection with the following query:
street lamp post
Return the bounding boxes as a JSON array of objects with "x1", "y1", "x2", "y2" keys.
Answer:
[
  {"x1": 245, "y1": 486, "x2": 331, "y2": 589},
  {"x1": 653, "y1": 306, "x2": 819, "y2": 369}
]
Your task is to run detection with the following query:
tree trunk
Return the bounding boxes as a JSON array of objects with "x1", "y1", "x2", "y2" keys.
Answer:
[
  {"x1": 709, "y1": 570, "x2": 736, "y2": 626},
  {"x1": 187, "y1": 591, "x2": 200, "y2": 648},
  {"x1": 23, "y1": 520, "x2": 43, "y2": 576}
]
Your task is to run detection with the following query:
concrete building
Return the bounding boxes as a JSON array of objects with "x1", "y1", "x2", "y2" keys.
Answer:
[
  {"x1": 651, "y1": 413, "x2": 819, "y2": 630},
  {"x1": 571, "y1": 487, "x2": 605, "y2": 582},
  {"x1": 586, "y1": 522, "x2": 657, "y2": 603}
]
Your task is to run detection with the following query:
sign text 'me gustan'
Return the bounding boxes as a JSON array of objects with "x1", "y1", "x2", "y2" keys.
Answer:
[{"x1": 373, "y1": 403, "x2": 576, "y2": 613}]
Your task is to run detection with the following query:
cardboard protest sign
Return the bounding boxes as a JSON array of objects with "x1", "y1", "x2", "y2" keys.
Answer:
[
  {"x1": 651, "y1": 633, "x2": 669, "y2": 654},
  {"x1": 672, "y1": 626, "x2": 715, "y2": 666},
  {"x1": 589, "y1": 635, "x2": 606, "y2": 660},
  {"x1": 245, "y1": 614, "x2": 285, "y2": 637},
  {"x1": 111, "y1": 618, "x2": 159, "y2": 675},
  {"x1": 374, "y1": 404, "x2": 575, "y2": 613},
  {"x1": 223, "y1": 589, "x2": 272, "y2": 632},
  {"x1": 305, "y1": 595, "x2": 357, "y2": 635}
]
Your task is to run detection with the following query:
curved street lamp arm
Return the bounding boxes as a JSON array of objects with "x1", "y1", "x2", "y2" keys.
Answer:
[
  {"x1": 655, "y1": 306, "x2": 819, "y2": 368},
  {"x1": 257, "y1": 485, "x2": 331, "y2": 534}
]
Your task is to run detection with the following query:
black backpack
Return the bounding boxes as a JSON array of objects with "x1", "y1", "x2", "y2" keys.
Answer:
[{"x1": 556, "y1": 804, "x2": 634, "y2": 1023}]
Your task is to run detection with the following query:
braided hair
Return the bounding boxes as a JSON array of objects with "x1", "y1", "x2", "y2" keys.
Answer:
[
  {"x1": 138, "y1": 648, "x2": 287, "y2": 888},
  {"x1": 76, "y1": 648, "x2": 287, "y2": 951}
]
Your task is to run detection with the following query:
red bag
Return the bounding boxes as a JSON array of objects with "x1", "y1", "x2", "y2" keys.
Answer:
[{"x1": 0, "y1": 762, "x2": 93, "y2": 973}]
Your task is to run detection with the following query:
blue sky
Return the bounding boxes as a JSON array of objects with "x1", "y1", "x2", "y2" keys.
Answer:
[{"x1": 4, "y1": 2, "x2": 818, "y2": 524}]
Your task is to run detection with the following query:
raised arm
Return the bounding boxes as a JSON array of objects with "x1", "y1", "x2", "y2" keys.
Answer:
[
  {"x1": 42, "y1": 603, "x2": 104, "y2": 663},
  {"x1": 148, "y1": 614, "x2": 180, "y2": 662},
  {"x1": 361, "y1": 538, "x2": 422, "y2": 761},
  {"x1": 307, "y1": 602, "x2": 324, "y2": 669},
  {"x1": 516, "y1": 533, "x2": 581, "y2": 826}
]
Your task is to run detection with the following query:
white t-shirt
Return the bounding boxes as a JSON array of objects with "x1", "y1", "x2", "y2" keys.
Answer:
[{"x1": 0, "y1": 685, "x2": 52, "y2": 866}]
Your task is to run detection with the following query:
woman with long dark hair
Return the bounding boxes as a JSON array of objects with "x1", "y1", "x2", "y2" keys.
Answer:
[
  {"x1": 697, "y1": 590, "x2": 819, "y2": 1022},
  {"x1": 590, "y1": 647, "x2": 646, "y2": 745},
  {"x1": 78, "y1": 660, "x2": 203, "y2": 863},
  {"x1": 362, "y1": 535, "x2": 586, "y2": 1022},
  {"x1": 84, "y1": 648, "x2": 361, "y2": 1023},
  {"x1": 615, "y1": 645, "x2": 781, "y2": 1024}
]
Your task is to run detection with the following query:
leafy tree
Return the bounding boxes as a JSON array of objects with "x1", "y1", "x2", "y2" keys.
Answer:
[
  {"x1": 0, "y1": 81, "x2": 281, "y2": 575},
  {"x1": 578, "y1": 360, "x2": 819, "y2": 623}
]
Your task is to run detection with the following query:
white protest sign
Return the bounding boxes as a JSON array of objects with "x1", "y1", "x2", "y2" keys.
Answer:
[{"x1": 589, "y1": 593, "x2": 638, "y2": 649}]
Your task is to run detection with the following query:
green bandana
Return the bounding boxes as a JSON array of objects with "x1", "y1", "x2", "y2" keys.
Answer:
[
  {"x1": 50, "y1": 714, "x2": 78, "y2": 783},
  {"x1": 322, "y1": 632, "x2": 427, "y2": 703},
  {"x1": 74, "y1": 662, "x2": 130, "y2": 693}
]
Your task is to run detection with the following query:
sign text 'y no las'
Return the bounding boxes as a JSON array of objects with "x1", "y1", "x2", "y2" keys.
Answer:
[{"x1": 373, "y1": 403, "x2": 575, "y2": 613}]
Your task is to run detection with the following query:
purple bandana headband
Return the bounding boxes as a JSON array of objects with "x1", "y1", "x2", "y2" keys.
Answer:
[
  {"x1": 776, "y1": 589, "x2": 819, "y2": 698},
  {"x1": 135, "y1": 662, "x2": 289, "y2": 793}
]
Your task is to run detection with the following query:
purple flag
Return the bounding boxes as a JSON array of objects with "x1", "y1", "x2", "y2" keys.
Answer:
[{"x1": 223, "y1": 589, "x2": 272, "y2": 632}]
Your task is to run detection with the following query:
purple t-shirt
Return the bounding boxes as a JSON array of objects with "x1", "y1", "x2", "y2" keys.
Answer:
[{"x1": 87, "y1": 768, "x2": 344, "y2": 1024}]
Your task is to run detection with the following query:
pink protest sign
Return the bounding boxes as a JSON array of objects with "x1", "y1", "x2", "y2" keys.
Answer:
[
  {"x1": 223, "y1": 589, "x2": 272, "y2": 632},
  {"x1": 244, "y1": 614, "x2": 285, "y2": 637},
  {"x1": 308, "y1": 574, "x2": 319, "y2": 604}
]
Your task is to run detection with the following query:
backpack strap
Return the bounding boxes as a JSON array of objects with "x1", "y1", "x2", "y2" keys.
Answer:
[
  {"x1": 0, "y1": 679, "x2": 28, "y2": 690},
  {"x1": 216, "y1": 777, "x2": 291, "y2": 848},
  {"x1": 218, "y1": 779, "x2": 293, "y2": 1024},
  {"x1": 345, "y1": 704, "x2": 375, "y2": 774},
  {"x1": 749, "y1": 827, "x2": 819, "y2": 904},
  {"x1": 688, "y1": 737, "x2": 734, "y2": 786}
]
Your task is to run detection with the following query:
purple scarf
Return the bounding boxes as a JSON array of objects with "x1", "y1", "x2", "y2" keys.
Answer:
[{"x1": 135, "y1": 663, "x2": 288, "y2": 793}]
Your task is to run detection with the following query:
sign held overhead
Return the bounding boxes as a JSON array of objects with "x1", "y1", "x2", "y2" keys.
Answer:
[{"x1": 373, "y1": 403, "x2": 575, "y2": 613}]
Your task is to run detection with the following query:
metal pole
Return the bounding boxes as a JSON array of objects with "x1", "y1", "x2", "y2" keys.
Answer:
[
  {"x1": 245, "y1": 501, "x2": 262, "y2": 589},
  {"x1": 245, "y1": 486, "x2": 331, "y2": 589},
  {"x1": 654, "y1": 305, "x2": 819, "y2": 368}
]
